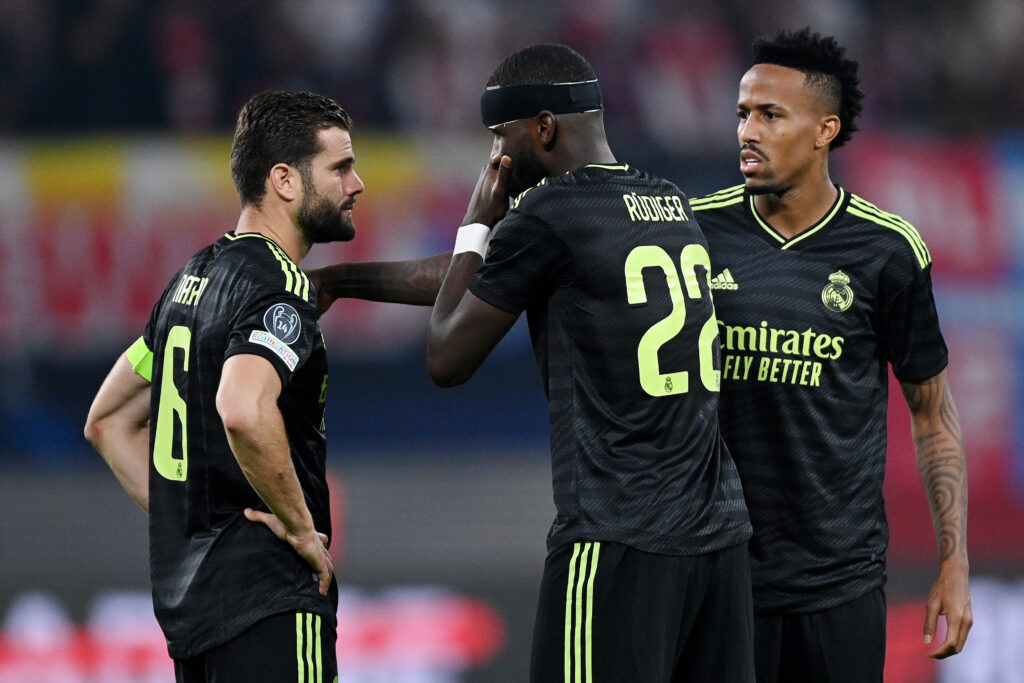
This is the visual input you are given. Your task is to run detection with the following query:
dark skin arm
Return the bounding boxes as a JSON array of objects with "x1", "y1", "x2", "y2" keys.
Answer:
[
  {"x1": 305, "y1": 253, "x2": 452, "y2": 318},
  {"x1": 899, "y1": 368, "x2": 972, "y2": 658},
  {"x1": 426, "y1": 155, "x2": 518, "y2": 387}
]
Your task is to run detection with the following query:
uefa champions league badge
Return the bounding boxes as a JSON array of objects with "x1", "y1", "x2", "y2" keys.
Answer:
[
  {"x1": 821, "y1": 270, "x2": 854, "y2": 312},
  {"x1": 263, "y1": 303, "x2": 301, "y2": 344}
]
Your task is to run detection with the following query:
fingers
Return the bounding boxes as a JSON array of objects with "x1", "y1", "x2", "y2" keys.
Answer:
[
  {"x1": 928, "y1": 610, "x2": 973, "y2": 658},
  {"x1": 924, "y1": 605, "x2": 973, "y2": 658},
  {"x1": 244, "y1": 506, "x2": 272, "y2": 527},
  {"x1": 928, "y1": 619, "x2": 956, "y2": 658},
  {"x1": 923, "y1": 597, "x2": 939, "y2": 646},
  {"x1": 244, "y1": 508, "x2": 333, "y2": 594},
  {"x1": 494, "y1": 155, "x2": 513, "y2": 195},
  {"x1": 317, "y1": 549, "x2": 334, "y2": 595}
]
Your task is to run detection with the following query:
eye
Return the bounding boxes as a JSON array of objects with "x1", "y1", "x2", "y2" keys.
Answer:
[
  {"x1": 737, "y1": 110, "x2": 749, "y2": 120},
  {"x1": 763, "y1": 111, "x2": 779, "y2": 120}
]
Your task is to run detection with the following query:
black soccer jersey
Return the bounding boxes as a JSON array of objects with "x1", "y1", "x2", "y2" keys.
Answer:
[
  {"x1": 691, "y1": 185, "x2": 948, "y2": 613},
  {"x1": 128, "y1": 232, "x2": 335, "y2": 658},
  {"x1": 470, "y1": 164, "x2": 751, "y2": 556}
]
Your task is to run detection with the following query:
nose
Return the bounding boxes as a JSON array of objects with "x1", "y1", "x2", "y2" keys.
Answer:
[
  {"x1": 738, "y1": 117, "x2": 758, "y2": 144},
  {"x1": 346, "y1": 170, "x2": 365, "y2": 196}
]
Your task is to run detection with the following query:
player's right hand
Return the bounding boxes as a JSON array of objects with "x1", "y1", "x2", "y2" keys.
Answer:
[
  {"x1": 463, "y1": 154, "x2": 513, "y2": 228},
  {"x1": 244, "y1": 507, "x2": 334, "y2": 595}
]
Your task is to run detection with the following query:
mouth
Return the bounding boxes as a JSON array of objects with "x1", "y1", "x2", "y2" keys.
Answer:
[{"x1": 740, "y1": 147, "x2": 766, "y2": 174}]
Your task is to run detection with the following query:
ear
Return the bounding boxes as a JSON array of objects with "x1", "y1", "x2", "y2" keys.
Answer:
[
  {"x1": 817, "y1": 114, "x2": 841, "y2": 150},
  {"x1": 268, "y1": 163, "x2": 300, "y2": 202},
  {"x1": 536, "y1": 111, "x2": 557, "y2": 149}
]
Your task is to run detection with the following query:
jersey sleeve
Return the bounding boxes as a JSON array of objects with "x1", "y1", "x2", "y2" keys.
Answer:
[
  {"x1": 879, "y1": 256, "x2": 948, "y2": 383},
  {"x1": 224, "y1": 283, "x2": 320, "y2": 387},
  {"x1": 132, "y1": 268, "x2": 186, "y2": 382},
  {"x1": 469, "y1": 210, "x2": 571, "y2": 314}
]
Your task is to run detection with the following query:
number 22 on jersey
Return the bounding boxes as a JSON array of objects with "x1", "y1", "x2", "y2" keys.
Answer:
[
  {"x1": 153, "y1": 325, "x2": 190, "y2": 481},
  {"x1": 624, "y1": 244, "x2": 720, "y2": 397}
]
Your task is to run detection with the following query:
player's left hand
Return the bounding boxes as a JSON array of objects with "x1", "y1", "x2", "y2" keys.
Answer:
[
  {"x1": 244, "y1": 507, "x2": 334, "y2": 595},
  {"x1": 923, "y1": 560, "x2": 973, "y2": 658},
  {"x1": 304, "y1": 267, "x2": 336, "y2": 319},
  {"x1": 463, "y1": 154, "x2": 513, "y2": 228}
]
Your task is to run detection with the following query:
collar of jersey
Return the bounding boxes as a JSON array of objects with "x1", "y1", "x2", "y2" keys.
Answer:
[
  {"x1": 584, "y1": 163, "x2": 629, "y2": 172},
  {"x1": 224, "y1": 231, "x2": 296, "y2": 264},
  {"x1": 746, "y1": 186, "x2": 846, "y2": 249}
]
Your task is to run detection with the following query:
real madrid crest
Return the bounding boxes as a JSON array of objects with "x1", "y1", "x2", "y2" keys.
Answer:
[{"x1": 821, "y1": 270, "x2": 854, "y2": 312}]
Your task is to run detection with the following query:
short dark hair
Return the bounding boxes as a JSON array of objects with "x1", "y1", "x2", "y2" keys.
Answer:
[
  {"x1": 486, "y1": 43, "x2": 597, "y2": 88},
  {"x1": 752, "y1": 28, "x2": 864, "y2": 149},
  {"x1": 230, "y1": 90, "x2": 353, "y2": 206}
]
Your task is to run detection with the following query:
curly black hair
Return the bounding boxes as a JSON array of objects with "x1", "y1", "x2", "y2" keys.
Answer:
[{"x1": 752, "y1": 28, "x2": 864, "y2": 150}]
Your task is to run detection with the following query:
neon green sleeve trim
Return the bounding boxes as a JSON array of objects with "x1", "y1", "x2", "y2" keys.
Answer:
[{"x1": 125, "y1": 336, "x2": 154, "y2": 383}]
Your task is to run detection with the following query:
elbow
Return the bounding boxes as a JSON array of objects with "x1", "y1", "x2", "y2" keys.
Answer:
[
  {"x1": 83, "y1": 415, "x2": 103, "y2": 447},
  {"x1": 426, "y1": 350, "x2": 470, "y2": 388},
  {"x1": 216, "y1": 392, "x2": 259, "y2": 437}
]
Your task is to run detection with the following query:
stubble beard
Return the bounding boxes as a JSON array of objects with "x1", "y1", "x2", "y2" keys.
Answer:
[
  {"x1": 507, "y1": 147, "x2": 548, "y2": 199},
  {"x1": 745, "y1": 172, "x2": 789, "y2": 197}
]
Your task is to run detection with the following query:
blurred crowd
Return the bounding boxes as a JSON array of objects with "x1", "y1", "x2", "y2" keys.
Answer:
[{"x1": 0, "y1": 0, "x2": 1020, "y2": 151}]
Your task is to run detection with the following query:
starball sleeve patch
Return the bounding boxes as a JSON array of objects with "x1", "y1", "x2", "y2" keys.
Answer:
[{"x1": 263, "y1": 303, "x2": 301, "y2": 344}]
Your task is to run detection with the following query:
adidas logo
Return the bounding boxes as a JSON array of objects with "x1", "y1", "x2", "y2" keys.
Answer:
[{"x1": 710, "y1": 268, "x2": 739, "y2": 290}]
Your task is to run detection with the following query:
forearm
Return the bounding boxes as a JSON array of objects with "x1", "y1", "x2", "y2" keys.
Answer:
[
  {"x1": 426, "y1": 252, "x2": 484, "y2": 384},
  {"x1": 312, "y1": 253, "x2": 451, "y2": 305},
  {"x1": 97, "y1": 423, "x2": 151, "y2": 512},
  {"x1": 903, "y1": 375, "x2": 969, "y2": 566},
  {"x1": 225, "y1": 406, "x2": 316, "y2": 537},
  {"x1": 85, "y1": 354, "x2": 152, "y2": 512}
]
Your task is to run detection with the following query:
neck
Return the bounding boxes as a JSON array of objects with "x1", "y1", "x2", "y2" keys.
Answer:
[
  {"x1": 550, "y1": 139, "x2": 617, "y2": 177},
  {"x1": 548, "y1": 114, "x2": 617, "y2": 176},
  {"x1": 752, "y1": 164, "x2": 837, "y2": 239},
  {"x1": 234, "y1": 205, "x2": 311, "y2": 264}
]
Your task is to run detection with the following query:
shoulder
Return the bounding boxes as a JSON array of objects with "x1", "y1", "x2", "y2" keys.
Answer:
[
  {"x1": 845, "y1": 192, "x2": 932, "y2": 271},
  {"x1": 689, "y1": 185, "x2": 746, "y2": 214},
  {"x1": 689, "y1": 185, "x2": 746, "y2": 235},
  {"x1": 214, "y1": 233, "x2": 316, "y2": 304}
]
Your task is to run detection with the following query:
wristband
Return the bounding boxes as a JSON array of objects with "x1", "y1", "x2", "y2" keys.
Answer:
[{"x1": 453, "y1": 223, "x2": 491, "y2": 258}]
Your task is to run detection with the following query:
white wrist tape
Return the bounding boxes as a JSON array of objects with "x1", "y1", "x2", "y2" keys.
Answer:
[{"x1": 453, "y1": 223, "x2": 491, "y2": 258}]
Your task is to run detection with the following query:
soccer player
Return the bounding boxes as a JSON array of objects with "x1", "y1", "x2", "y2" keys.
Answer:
[
  {"x1": 689, "y1": 29, "x2": 972, "y2": 682},
  {"x1": 426, "y1": 44, "x2": 754, "y2": 682},
  {"x1": 84, "y1": 90, "x2": 363, "y2": 682}
]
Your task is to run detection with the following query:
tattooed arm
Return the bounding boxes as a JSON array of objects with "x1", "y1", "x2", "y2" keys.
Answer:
[
  {"x1": 305, "y1": 253, "x2": 452, "y2": 318},
  {"x1": 900, "y1": 368, "x2": 972, "y2": 658}
]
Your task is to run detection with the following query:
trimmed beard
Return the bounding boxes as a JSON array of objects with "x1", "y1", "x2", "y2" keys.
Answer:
[{"x1": 298, "y1": 170, "x2": 355, "y2": 244}]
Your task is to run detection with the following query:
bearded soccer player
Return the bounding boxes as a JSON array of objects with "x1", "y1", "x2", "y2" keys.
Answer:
[
  {"x1": 424, "y1": 44, "x2": 754, "y2": 682},
  {"x1": 690, "y1": 29, "x2": 972, "y2": 682},
  {"x1": 84, "y1": 90, "x2": 364, "y2": 681}
]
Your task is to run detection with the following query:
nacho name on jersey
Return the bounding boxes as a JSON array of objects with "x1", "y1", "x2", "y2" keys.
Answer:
[
  {"x1": 171, "y1": 274, "x2": 210, "y2": 307},
  {"x1": 719, "y1": 320, "x2": 846, "y2": 387}
]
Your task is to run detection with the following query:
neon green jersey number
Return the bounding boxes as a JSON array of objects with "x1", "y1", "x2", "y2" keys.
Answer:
[
  {"x1": 624, "y1": 244, "x2": 720, "y2": 397},
  {"x1": 153, "y1": 325, "x2": 190, "y2": 481}
]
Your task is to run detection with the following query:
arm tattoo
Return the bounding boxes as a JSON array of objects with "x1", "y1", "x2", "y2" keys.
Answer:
[
  {"x1": 319, "y1": 253, "x2": 452, "y2": 305},
  {"x1": 900, "y1": 374, "x2": 968, "y2": 563}
]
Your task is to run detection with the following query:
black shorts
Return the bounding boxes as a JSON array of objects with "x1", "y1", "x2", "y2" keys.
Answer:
[
  {"x1": 174, "y1": 610, "x2": 337, "y2": 683},
  {"x1": 754, "y1": 586, "x2": 886, "y2": 683},
  {"x1": 530, "y1": 540, "x2": 754, "y2": 683}
]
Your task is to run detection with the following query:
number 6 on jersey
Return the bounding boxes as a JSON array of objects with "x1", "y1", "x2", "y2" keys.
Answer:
[
  {"x1": 153, "y1": 325, "x2": 190, "y2": 481},
  {"x1": 624, "y1": 244, "x2": 721, "y2": 397}
]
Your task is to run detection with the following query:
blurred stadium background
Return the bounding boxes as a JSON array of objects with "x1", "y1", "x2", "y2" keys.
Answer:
[{"x1": 0, "y1": 1, "x2": 1022, "y2": 681}]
